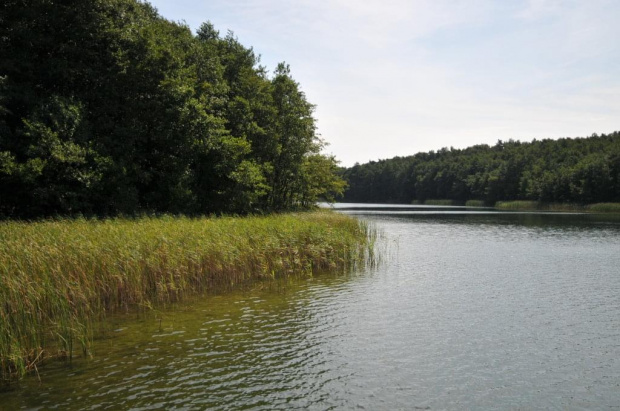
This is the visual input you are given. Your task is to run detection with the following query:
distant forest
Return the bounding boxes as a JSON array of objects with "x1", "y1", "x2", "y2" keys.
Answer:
[
  {"x1": 0, "y1": 0, "x2": 344, "y2": 218},
  {"x1": 342, "y1": 132, "x2": 620, "y2": 205}
]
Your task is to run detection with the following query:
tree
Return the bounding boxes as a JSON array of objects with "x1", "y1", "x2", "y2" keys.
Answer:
[
  {"x1": 340, "y1": 132, "x2": 620, "y2": 205},
  {"x1": 267, "y1": 63, "x2": 318, "y2": 210},
  {"x1": 299, "y1": 154, "x2": 347, "y2": 207},
  {"x1": 1, "y1": 1, "x2": 343, "y2": 217}
]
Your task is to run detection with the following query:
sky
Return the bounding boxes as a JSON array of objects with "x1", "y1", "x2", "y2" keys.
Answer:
[{"x1": 147, "y1": 0, "x2": 620, "y2": 167}]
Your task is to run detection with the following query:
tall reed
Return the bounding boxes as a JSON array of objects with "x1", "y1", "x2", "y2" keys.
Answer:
[
  {"x1": 587, "y1": 203, "x2": 620, "y2": 213},
  {"x1": 494, "y1": 201, "x2": 540, "y2": 210},
  {"x1": 465, "y1": 200, "x2": 486, "y2": 207},
  {"x1": 0, "y1": 211, "x2": 373, "y2": 382},
  {"x1": 494, "y1": 201, "x2": 620, "y2": 212},
  {"x1": 422, "y1": 199, "x2": 463, "y2": 206}
]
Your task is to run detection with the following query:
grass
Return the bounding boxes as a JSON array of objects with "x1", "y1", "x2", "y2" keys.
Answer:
[
  {"x1": 422, "y1": 199, "x2": 463, "y2": 206},
  {"x1": 587, "y1": 203, "x2": 620, "y2": 213},
  {"x1": 494, "y1": 201, "x2": 620, "y2": 213},
  {"x1": 544, "y1": 203, "x2": 587, "y2": 212},
  {"x1": 494, "y1": 201, "x2": 541, "y2": 210},
  {"x1": 465, "y1": 200, "x2": 486, "y2": 207},
  {"x1": 413, "y1": 199, "x2": 488, "y2": 206},
  {"x1": 413, "y1": 199, "x2": 620, "y2": 212},
  {"x1": 0, "y1": 211, "x2": 373, "y2": 382}
]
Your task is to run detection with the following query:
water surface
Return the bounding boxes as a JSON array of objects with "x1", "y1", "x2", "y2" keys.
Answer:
[{"x1": 3, "y1": 205, "x2": 620, "y2": 409}]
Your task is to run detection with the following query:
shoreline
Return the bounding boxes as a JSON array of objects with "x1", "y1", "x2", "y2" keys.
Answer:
[{"x1": 405, "y1": 199, "x2": 620, "y2": 213}]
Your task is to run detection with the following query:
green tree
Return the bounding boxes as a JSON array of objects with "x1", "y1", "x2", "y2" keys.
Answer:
[
  {"x1": 299, "y1": 154, "x2": 347, "y2": 207},
  {"x1": 267, "y1": 63, "x2": 318, "y2": 210},
  {"x1": 0, "y1": 1, "x2": 357, "y2": 217}
]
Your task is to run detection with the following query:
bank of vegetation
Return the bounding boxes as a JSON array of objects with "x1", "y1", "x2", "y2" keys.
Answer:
[
  {"x1": 342, "y1": 132, "x2": 620, "y2": 210},
  {"x1": 0, "y1": 0, "x2": 363, "y2": 382},
  {"x1": 0, "y1": 0, "x2": 345, "y2": 219},
  {"x1": 0, "y1": 211, "x2": 373, "y2": 382}
]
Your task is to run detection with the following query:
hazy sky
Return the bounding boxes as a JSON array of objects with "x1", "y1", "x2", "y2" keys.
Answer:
[{"x1": 147, "y1": 0, "x2": 620, "y2": 166}]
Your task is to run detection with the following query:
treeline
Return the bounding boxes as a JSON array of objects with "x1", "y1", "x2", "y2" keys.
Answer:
[
  {"x1": 342, "y1": 132, "x2": 620, "y2": 205},
  {"x1": 0, "y1": 0, "x2": 344, "y2": 218}
]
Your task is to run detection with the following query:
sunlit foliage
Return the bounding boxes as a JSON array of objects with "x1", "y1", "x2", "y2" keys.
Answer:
[
  {"x1": 0, "y1": 0, "x2": 344, "y2": 217},
  {"x1": 342, "y1": 132, "x2": 620, "y2": 206},
  {"x1": 0, "y1": 211, "x2": 373, "y2": 381}
]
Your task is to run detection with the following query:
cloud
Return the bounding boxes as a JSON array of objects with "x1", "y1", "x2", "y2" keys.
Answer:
[
  {"x1": 516, "y1": 0, "x2": 567, "y2": 20},
  {"x1": 149, "y1": 0, "x2": 620, "y2": 166}
]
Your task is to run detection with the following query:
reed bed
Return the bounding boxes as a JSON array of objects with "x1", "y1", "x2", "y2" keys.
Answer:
[
  {"x1": 422, "y1": 199, "x2": 463, "y2": 206},
  {"x1": 587, "y1": 203, "x2": 620, "y2": 213},
  {"x1": 495, "y1": 200, "x2": 540, "y2": 210},
  {"x1": 494, "y1": 201, "x2": 620, "y2": 213},
  {"x1": 465, "y1": 200, "x2": 486, "y2": 207},
  {"x1": 412, "y1": 199, "x2": 620, "y2": 212},
  {"x1": 0, "y1": 211, "x2": 373, "y2": 382},
  {"x1": 543, "y1": 203, "x2": 587, "y2": 212}
]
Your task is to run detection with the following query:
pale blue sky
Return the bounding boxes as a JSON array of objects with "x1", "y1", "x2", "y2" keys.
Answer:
[{"x1": 147, "y1": 0, "x2": 620, "y2": 166}]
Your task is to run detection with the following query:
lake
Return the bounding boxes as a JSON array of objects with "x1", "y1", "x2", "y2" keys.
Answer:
[{"x1": 2, "y1": 204, "x2": 620, "y2": 410}]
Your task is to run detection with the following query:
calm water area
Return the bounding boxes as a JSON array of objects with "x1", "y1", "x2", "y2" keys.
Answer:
[{"x1": 2, "y1": 204, "x2": 620, "y2": 410}]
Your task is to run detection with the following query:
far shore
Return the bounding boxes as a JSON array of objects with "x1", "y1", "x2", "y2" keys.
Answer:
[{"x1": 331, "y1": 200, "x2": 620, "y2": 213}]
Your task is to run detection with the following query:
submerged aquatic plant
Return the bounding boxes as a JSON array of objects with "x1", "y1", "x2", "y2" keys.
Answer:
[{"x1": 0, "y1": 211, "x2": 373, "y2": 382}]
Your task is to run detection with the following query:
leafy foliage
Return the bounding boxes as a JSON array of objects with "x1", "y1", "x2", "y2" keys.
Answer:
[
  {"x1": 0, "y1": 0, "x2": 343, "y2": 218},
  {"x1": 342, "y1": 132, "x2": 620, "y2": 205}
]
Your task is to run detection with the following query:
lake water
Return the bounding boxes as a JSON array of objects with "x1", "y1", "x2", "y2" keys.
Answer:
[{"x1": 2, "y1": 204, "x2": 620, "y2": 410}]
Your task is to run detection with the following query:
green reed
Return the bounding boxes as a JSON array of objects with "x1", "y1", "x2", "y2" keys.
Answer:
[
  {"x1": 423, "y1": 199, "x2": 463, "y2": 206},
  {"x1": 464, "y1": 200, "x2": 486, "y2": 207},
  {"x1": 494, "y1": 201, "x2": 540, "y2": 210},
  {"x1": 587, "y1": 203, "x2": 620, "y2": 213},
  {"x1": 0, "y1": 211, "x2": 373, "y2": 382},
  {"x1": 495, "y1": 201, "x2": 620, "y2": 213}
]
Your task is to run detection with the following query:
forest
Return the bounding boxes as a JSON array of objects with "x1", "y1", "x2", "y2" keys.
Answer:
[
  {"x1": 0, "y1": 0, "x2": 345, "y2": 218},
  {"x1": 342, "y1": 132, "x2": 620, "y2": 205}
]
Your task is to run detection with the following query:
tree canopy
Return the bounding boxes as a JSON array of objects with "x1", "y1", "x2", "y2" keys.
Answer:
[
  {"x1": 0, "y1": 0, "x2": 345, "y2": 218},
  {"x1": 342, "y1": 132, "x2": 620, "y2": 205}
]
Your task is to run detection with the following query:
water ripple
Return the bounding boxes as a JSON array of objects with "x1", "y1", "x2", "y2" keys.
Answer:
[{"x1": 2, "y1": 212, "x2": 620, "y2": 410}]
